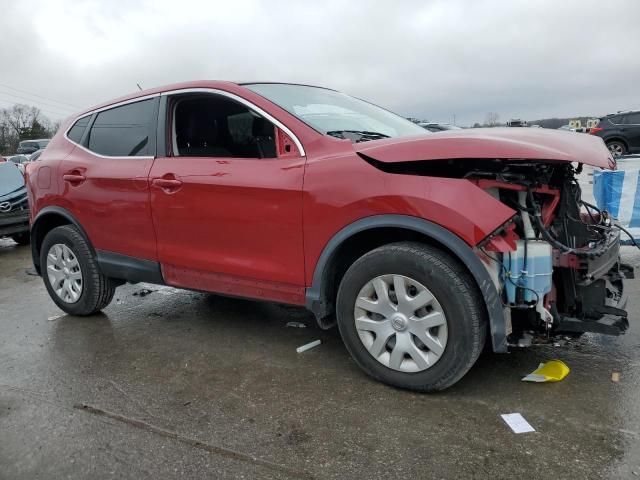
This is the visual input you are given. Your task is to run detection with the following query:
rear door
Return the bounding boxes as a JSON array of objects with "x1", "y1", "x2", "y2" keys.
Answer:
[
  {"x1": 148, "y1": 91, "x2": 306, "y2": 304},
  {"x1": 60, "y1": 96, "x2": 160, "y2": 260}
]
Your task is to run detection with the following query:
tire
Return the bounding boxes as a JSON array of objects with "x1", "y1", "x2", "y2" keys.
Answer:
[
  {"x1": 40, "y1": 225, "x2": 116, "y2": 315},
  {"x1": 336, "y1": 242, "x2": 487, "y2": 392},
  {"x1": 607, "y1": 140, "x2": 627, "y2": 157},
  {"x1": 11, "y1": 232, "x2": 30, "y2": 245}
]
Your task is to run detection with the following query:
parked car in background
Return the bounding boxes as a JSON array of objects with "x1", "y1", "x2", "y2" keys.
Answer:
[
  {"x1": 27, "y1": 81, "x2": 629, "y2": 392},
  {"x1": 28, "y1": 149, "x2": 46, "y2": 162},
  {"x1": 0, "y1": 162, "x2": 30, "y2": 245},
  {"x1": 590, "y1": 110, "x2": 640, "y2": 157},
  {"x1": 6, "y1": 154, "x2": 31, "y2": 174},
  {"x1": 558, "y1": 125, "x2": 574, "y2": 131},
  {"x1": 507, "y1": 119, "x2": 527, "y2": 127},
  {"x1": 419, "y1": 122, "x2": 462, "y2": 132},
  {"x1": 16, "y1": 138, "x2": 50, "y2": 155}
]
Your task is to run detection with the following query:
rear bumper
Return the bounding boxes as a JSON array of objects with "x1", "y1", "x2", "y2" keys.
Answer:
[{"x1": 0, "y1": 210, "x2": 30, "y2": 237}]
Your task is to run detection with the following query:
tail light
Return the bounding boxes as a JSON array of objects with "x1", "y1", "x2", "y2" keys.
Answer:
[{"x1": 589, "y1": 127, "x2": 603, "y2": 135}]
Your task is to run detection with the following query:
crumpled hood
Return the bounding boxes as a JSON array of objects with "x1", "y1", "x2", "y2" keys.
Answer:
[{"x1": 354, "y1": 127, "x2": 615, "y2": 169}]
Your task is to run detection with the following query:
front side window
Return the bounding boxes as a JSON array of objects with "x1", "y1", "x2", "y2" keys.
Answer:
[
  {"x1": 170, "y1": 94, "x2": 276, "y2": 158},
  {"x1": 244, "y1": 83, "x2": 428, "y2": 142},
  {"x1": 87, "y1": 98, "x2": 156, "y2": 156}
]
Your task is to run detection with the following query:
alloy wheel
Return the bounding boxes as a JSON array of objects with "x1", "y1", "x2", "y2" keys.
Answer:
[{"x1": 608, "y1": 143, "x2": 624, "y2": 157}]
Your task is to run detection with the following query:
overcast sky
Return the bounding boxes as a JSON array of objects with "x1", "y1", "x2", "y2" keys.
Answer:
[{"x1": 1, "y1": 0, "x2": 639, "y2": 126}]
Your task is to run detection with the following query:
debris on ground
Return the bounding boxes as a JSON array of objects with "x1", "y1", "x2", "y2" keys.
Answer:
[
  {"x1": 501, "y1": 413, "x2": 535, "y2": 434},
  {"x1": 296, "y1": 340, "x2": 321, "y2": 353},
  {"x1": 522, "y1": 359, "x2": 570, "y2": 382},
  {"x1": 47, "y1": 314, "x2": 61, "y2": 321},
  {"x1": 133, "y1": 288, "x2": 155, "y2": 297},
  {"x1": 25, "y1": 268, "x2": 39, "y2": 276},
  {"x1": 612, "y1": 372, "x2": 621, "y2": 383},
  {"x1": 286, "y1": 321, "x2": 307, "y2": 328}
]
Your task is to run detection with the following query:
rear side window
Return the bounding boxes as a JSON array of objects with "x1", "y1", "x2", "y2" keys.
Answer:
[
  {"x1": 87, "y1": 99, "x2": 156, "y2": 156},
  {"x1": 67, "y1": 116, "x2": 90, "y2": 144},
  {"x1": 608, "y1": 115, "x2": 625, "y2": 125},
  {"x1": 624, "y1": 112, "x2": 640, "y2": 124}
]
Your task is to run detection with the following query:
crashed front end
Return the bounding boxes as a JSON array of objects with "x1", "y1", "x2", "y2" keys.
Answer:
[
  {"x1": 354, "y1": 128, "x2": 633, "y2": 351},
  {"x1": 473, "y1": 161, "x2": 631, "y2": 347}
]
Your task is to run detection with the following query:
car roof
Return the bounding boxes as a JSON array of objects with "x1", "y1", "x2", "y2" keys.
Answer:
[
  {"x1": 71, "y1": 80, "x2": 335, "y2": 121},
  {"x1": 605, "y1": 110, "x2": 640, "y2": 117}
]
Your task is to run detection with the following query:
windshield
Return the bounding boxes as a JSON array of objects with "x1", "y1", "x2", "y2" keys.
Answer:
[
  {"x1": 0, "y1": 162, "x2": 24, "y2": 196},
  {"x1": 245, "y1": 84, "x2": 428, "y2": 141}
]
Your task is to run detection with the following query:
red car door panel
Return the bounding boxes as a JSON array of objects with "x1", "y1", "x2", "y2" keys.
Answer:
[
  {"x1": 149, "y1": 155, "x2": 306, "y2": 303},
  {"x1": 60, "y1": 152, "x2": 157, "y2": 260}
]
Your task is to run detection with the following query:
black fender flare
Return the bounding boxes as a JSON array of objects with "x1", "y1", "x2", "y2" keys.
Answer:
[
  {"x1": 30, "y1": 206, "x2": 94, "y2": 273},
  {"x1": 305, "y1": 215, "x2": 508, "y2": 353}
]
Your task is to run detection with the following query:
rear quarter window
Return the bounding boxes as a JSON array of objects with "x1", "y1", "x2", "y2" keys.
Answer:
[{"x1": 67, "y1": 116, "x2": 91, "y2": 144}]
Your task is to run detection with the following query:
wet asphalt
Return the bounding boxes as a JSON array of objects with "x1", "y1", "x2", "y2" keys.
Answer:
[{"x1": 1, "y1": 238, "x2": 640, "y2": 479}]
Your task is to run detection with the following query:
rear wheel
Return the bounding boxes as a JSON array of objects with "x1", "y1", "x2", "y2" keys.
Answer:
[
  {"x1": 336, "y1": 242, "x2": 486, "y2": 392},
  {"x1": 40, "y1": 225, "x2": 115, "y2": 315},
  {"x1": 607, "y1": 140, "x2": 626, "y2": 157},
  {"x1": 11, "y1": 232, "x2": 30, "y2": 245}
]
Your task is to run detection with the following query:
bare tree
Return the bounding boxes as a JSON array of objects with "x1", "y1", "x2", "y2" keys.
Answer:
[
  {"x1": 0, "y1": 104, "x2": 51, "y2": 154},
  {"x1": 484, "y1": 112, "x2": 500, "y2": 127},
  {"x1": 1, "y1": 104, "x2": 42, "y2": 136}
]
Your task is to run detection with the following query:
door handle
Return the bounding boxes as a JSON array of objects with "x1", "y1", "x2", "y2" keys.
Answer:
[
  {"x1": 152, "y1": 177, "x2": 183, "y2": 191},
  {"x1": 63, "y1": 173, "x2": 86, "y2": 185}
]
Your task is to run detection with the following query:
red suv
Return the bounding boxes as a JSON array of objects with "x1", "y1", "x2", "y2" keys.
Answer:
[{"x1": 27, "y1": 81, "x2": 631, "y2": 391}]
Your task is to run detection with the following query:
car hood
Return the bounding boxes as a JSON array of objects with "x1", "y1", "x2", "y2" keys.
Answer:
[
  {"x1": 0, "y1": 162, "x2": 25, "y2": 197},
  {"x1": 354, "y1": 127, "x2": 615, "y2": 169}
]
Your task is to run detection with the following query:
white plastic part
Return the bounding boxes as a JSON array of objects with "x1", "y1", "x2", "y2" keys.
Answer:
[{"x1": 296, "y1": 340, "x2": 321, "y2": 353}]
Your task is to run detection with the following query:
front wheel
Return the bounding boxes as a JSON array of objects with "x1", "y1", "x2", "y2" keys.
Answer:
[
  {"x1": 40, "y1": 225, "x2": 116, "y2": 315},
  {"x1": 336, "y1": 242, "x2": 487, "y2": 392}
]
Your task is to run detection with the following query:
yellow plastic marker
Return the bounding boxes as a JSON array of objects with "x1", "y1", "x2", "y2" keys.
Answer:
[{"x1": 521, "y1": 360, "x2": 570, "y2": 382}]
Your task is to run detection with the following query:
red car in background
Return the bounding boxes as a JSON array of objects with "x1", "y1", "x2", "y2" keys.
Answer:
[{"x1": 26, "y1": 81, "x2": 631, "y2": 391}]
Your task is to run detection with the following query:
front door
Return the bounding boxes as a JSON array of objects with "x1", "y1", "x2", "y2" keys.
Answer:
[{"x1": 149, "y1": 92, "x2": 306, "y2": 304}]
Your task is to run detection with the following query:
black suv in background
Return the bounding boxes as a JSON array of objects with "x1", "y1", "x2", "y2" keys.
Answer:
[
  {"x1": 590, "y1": 111, "x2": 640, "y2": 157},
  {"x1": 0, "y1": 162, "x2": 30, "y2": 245}
]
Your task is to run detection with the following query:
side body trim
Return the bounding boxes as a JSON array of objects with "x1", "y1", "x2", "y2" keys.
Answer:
[
  {"x1": 305, "y1": 215, "x2": 508, "y2": 353},
  {"x1": 96, "y1": 250, "x2": 165, "y2": 285}
]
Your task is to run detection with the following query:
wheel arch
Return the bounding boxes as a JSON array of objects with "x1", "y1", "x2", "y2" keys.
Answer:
[
  {"x1": 31, "y1": 206, "x2": 94, "y2": 274},
  {"x1": 305, "y1": 215, "x2": 508, "y2": 353},
  {"x1": 605, "y1": 137, "x2": 629, "y2": 150}
]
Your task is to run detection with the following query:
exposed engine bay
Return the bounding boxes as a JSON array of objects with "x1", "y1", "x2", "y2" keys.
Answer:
[{"x1": 467, "y1": 161, "x2": 633, "y2": 345}]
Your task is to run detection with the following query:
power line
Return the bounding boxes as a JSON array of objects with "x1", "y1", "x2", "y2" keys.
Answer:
[
  {"x1": 0, "y1": 90, "x2": 76, "y2": 115},
  {"x1": 0, "y1": 82, "x2": 81, "y2": 109},
  {"x1": 0, "y1": 98, "x2": 70, "y2": 120}
]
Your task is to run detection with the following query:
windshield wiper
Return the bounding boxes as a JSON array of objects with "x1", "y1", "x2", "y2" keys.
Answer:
[{"x1": 326, "y1": 130, "x2": 390, "y2": 143}]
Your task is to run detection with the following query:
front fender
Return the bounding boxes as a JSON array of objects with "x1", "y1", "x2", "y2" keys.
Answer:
[{"x1": 305, "y1": 215, "x2": 509, "y2": 353}]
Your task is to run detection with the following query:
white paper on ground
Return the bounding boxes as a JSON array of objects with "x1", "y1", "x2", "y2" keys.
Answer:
[{"x1": 501, "y1": 413, "x2": 535, "y2": 433}]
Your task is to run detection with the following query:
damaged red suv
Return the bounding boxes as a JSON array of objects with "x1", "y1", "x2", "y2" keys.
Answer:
[{"x1": 26, "y1": 81, "x2": 631, "y2": 391}]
